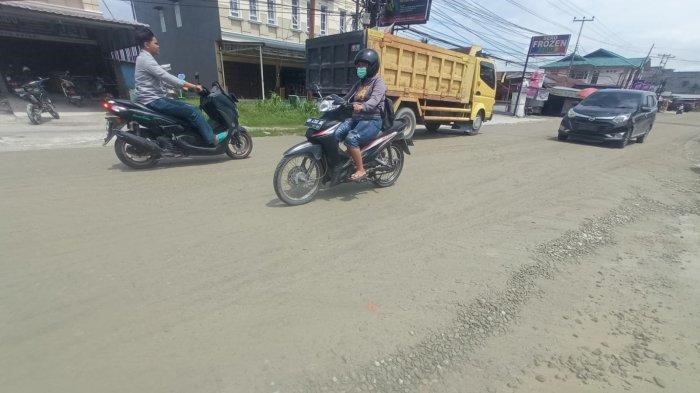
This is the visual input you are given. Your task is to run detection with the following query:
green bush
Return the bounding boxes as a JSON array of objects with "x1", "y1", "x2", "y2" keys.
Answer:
[{"x1": 187, "y1": 94, "x2": 318, "y2": 128}]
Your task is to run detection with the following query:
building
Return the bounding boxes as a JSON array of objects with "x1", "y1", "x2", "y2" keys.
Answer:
[
  {"x1": 133, "y1": 0, "x2": 358, "y2": 99},
  {"x1": 0, "y1": 0, "x2": 145, "y2": 97},
  {"x1": 541, "y1": 49, "x2": 650, "y2": 88},
  {"x1": 662, "y1": 71, "x2": 700, "y2": 94}
]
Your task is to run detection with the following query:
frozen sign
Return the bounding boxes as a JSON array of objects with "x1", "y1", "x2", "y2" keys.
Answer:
[{"x1": 529, "y1": 35, "x2": 571, "y2": 57}]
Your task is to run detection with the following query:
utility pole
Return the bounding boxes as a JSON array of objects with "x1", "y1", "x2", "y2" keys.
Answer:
[
  {"x1": 625, "y1": 43, "x2": 654, "y2": 89},
  {"x1": 567, "y1": 16, "x2": 595, "y2": 76},
  {"x1": 309, "y1": 0, "x2": 316, "y2": 38},
  {"x1": 658, "y1": 53, "x2": 675, "y2": 69}
]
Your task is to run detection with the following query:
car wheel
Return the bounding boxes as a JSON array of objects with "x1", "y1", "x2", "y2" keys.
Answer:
[
  {"x1": 615, "y1": 130, "x2": 631, "y2": 149},
  {"x1": 557, "y1": 132, "x2": 568, "y2": 141},
  {"x1": 636, "y1": 131, "x2": 649, "y2": 143}
]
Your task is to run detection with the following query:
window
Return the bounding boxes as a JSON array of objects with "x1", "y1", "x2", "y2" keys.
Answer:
[
  {"x1": 590, "y1": 70, "x2": 599, "y2": 84},
  {"x1": 155, "y1": 7, "x2": 166, "y2": 33},
  {"x1": 174, "y1": 2, "x2": 182, "y2": 28},
  {"x1": 306, "y1": 1, "x2": 311, "y2": 33},
  {"x1": 646, "y1": 95, "x2": 656, "y2": 108},
  {"x1": 249, "y1": 0, "x2": 258, "y2": 22},
  {"x1": 569, "y1": 69, "x2": 588, "y2": 80},
  {"x1": 267, "y1": 0, "x2": 276, "y2": 25},
  {"x1": 339, "y1": 10, "x2": 346, "y2": 33},
  {"x1": 320, "y1": 5, "x2": 327, "y2": 35},
  {"x1": 479, "y1": 62, "x2": 496, "y2": 89},
  {"x1": 291, "y1": 0, "x2": 299, "y2": 30},
  {"x1": 351, "y1": 13, "x2": 358, "y2": 31},
  {"x1": 230, "y1": 0, "x2": 240, "y2": 18}
]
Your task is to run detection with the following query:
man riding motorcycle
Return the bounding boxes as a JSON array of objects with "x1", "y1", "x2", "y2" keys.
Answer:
[
  {"x1": 333, "y1": 48, "x2": 387, "y2": 182},
  {"x1": 134, "y1": 28, "x2": 217, "y2": 146}
]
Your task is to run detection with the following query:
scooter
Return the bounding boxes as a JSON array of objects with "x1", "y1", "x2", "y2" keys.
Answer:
[
  {"x1": 17, "y1": 77, "x2": 59, "y2": 124},
  {"x1": 273, "y1": 92, "x2": 411, "y2": 205},
  {"x1": 103, "y1": 82, "x2": 252, "y2": 169}
]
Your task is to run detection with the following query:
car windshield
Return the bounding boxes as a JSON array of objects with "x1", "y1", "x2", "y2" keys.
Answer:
[{"x1": 581, "y1": 91, "x2": 642, "y2": 109}]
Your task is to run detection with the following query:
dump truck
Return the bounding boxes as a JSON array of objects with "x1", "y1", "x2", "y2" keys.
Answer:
[{"x1": 306, "y1": 29, "x2": 497, "y2": 139}]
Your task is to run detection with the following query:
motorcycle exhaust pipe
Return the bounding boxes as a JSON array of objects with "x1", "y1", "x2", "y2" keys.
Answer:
[{"x1": 115, "y1": 131, "x2": 163, "y2": 155}]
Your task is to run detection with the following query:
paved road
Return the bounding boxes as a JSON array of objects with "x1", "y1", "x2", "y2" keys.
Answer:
[{"x1": 1, "y1": 114, "x2": 699, "y2": 392}]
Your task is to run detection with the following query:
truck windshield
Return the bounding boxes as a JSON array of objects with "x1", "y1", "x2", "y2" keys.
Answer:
[{"x1": 582, "y1": 92, "x2": 642, "y2": 109}]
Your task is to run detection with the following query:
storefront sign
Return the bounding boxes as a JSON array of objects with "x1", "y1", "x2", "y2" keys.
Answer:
[
  {"x1": 529, "y1": 35, "x2": 571, "y2": 57},
  {"x1": 378, "y1": 0, "x2": 432, "y2": 26}
]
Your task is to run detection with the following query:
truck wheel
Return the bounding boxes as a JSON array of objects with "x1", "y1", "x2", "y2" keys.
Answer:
[
  {"x1": 395, "y1": 107, "x2": 417, "y2": 140},
  {"x1": 425, "y1": 122, "x2": 441, "y2": 133},
  {"x1": 467, "y1": 111, "x2": 484, "y2": 135}
]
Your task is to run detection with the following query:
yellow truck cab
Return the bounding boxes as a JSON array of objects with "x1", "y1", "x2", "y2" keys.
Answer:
[{"x1": 306, "y1": 29, "x2": 497, "y2": 139}]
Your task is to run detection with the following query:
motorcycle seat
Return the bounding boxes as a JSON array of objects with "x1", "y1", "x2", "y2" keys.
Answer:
[{"x1": 113, "y1": 99, "x2": 181, "y2": 125}]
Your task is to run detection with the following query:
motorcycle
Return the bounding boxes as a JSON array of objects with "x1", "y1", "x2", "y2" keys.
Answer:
[
  {"x1": 17, "y1": 77, "x2": 59, "y2": 124},
  {"x1": 58, "y1": 71, "x2": 83, "y2": 107},
  {"x1": 103, "y1": 82, "x2": 253, "y2": 169},
  {"x1": 273, "y1": 93, "x2": 411, "y2": 205}
]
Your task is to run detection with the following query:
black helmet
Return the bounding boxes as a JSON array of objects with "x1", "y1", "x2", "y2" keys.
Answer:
[{"x1": 354, "y1": 48, "x2": 380, "y2": 79}]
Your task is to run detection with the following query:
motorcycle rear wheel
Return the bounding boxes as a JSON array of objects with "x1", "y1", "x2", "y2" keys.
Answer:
[
  {"x1": 114, "y1": 138, "x2": 158, "y2": 169},
  {"x1": 273, "y1": 153, "x2": 322, "y2": 205},
  {"x1": 226, "y1": 129, "x2": 253, "y2": 159},
  {"x1": 371, "y1": 144, "x2": 404, "y2": 187}
]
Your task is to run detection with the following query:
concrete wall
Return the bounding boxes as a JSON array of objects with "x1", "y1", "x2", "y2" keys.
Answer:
[
  {"x1": 133, "y1": 0, "x2": 221, "y2": 86},
  {"x1": 219, "y1": 0, "x2": 358, "y2": 46}
]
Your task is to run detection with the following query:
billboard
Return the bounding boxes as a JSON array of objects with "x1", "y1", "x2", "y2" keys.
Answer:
[
  {"x1": 378, "y1": 0, "x2": 432, "y2": 26},
  {"x1": 529, "y1": 35, "x2": 571, "y2": 57}
]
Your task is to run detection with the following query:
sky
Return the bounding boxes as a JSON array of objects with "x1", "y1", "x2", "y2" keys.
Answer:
[{"x1": 100, "y1": 0, "x2": 700, "y2": 71}]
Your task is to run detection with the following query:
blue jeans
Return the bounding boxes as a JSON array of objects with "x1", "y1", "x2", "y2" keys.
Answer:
[
  {"x1": 147, "y1": 98, "x2": 215, "y2": 145},
  {"x1": 335, "y1": 118, "x2": 382, "y2": 148}
]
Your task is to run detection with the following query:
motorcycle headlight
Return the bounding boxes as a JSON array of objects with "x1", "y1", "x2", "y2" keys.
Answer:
[
  {"x1": 612, "y1": 114, "x2": 630, "y2": 125},
  {"x1": 567, "y1": 108, "x2": 577, "y2": 118},
  {"x1": 318, "y1": 100, "x2": 339, "y2": 113}
]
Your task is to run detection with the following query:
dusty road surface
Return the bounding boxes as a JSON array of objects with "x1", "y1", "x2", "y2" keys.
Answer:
[{"x1": 1, "y1": 113, "x2": 699, "y2": 393}]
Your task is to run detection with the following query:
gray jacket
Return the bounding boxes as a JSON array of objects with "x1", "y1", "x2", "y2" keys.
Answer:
[
  {"x1": 344, "y1": 75, "x2": 387, "y2": 120},
  {"x1": 135, "y1": 51, "x2": 185, "y2": 105}
]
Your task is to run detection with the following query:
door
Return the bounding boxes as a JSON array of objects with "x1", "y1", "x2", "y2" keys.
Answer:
[{"x1": 473, "y1": 60, "x2": 496, "y2": 119}]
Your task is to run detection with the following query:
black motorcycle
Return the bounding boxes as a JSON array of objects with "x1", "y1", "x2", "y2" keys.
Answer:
[
  {"x1": 17, "y1": 77, "x2": 59, "y2": 124},
  {"x1": 273, "y1": 93, "x2": 411, "y2": 205},
  {"x1": 103, "y1": 82, "x2": 252, "y2": 169}
]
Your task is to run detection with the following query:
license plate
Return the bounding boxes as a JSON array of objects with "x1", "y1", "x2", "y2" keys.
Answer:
[{"x1": 305, "y1": 118, "x2": 323, "y2": 130}]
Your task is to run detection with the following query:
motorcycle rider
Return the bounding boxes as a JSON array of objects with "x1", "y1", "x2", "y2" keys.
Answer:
[
  {"x1": 134, "y1": 28, "x2": 217, "y2": 146},
  {"x1": 334, "y1": 48, "x2": 387, "y2": 182}
]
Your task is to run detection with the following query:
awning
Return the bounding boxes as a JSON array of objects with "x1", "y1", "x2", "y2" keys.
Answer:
[
  {"x1": 220, "y1": 31, "x2": 306, "y2": 63},
  {"x1": 0, "y1": 1, "x2": 146, "y2": 49}
]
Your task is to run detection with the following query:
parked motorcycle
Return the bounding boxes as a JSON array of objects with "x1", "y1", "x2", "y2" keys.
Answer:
[
  {"x1": 273, "y1": 93, "x2": 411, "y2": 205},
  {"x1": 17, "y1": 77, "x2": 59, "y2": 124},
  {"x1": 58, "y1": 71, "x2": 83, "y2": 107},
  {"x1": 103, "y1": 82, "x2": 253, "y2": 169}
]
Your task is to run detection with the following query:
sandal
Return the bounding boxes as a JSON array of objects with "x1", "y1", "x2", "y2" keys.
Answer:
[{"x1": 350, "y1": 171, "x2": 367, "y2": 182}]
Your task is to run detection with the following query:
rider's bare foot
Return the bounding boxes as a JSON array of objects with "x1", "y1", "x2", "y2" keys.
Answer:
[{"x1": 350, "y1": 169, "x2": 367, "y2": 181}]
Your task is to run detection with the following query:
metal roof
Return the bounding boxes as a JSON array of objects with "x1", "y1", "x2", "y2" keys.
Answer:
[
  {"x1": 541, "y1": 48, "x2": 647, "y2": 69},
  {"x1": 0, "y1": 0, "x2": 147, "y2": 28}
]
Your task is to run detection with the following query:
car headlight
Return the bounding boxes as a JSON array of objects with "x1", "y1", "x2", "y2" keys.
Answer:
[
  {"x1": 612, "y1": 114, "x2": 630, "y2": 125},
  {"x1": 567, "y1": 108, "x2": 577, "y2": 118}
]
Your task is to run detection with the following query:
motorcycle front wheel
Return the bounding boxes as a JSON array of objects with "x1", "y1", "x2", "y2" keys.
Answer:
[
  {"x1": 273, "y1": 153, "x2": 322, "y2": 205},
  {"x1": 26, "y1": 103, "x2": 41, "y2": 125},
  {"x1": 114, "y1": 138, "x2": 158, "y2": 169},
  {"x1": 226, "y1": 129, "x2": 253, "y2": 159}
]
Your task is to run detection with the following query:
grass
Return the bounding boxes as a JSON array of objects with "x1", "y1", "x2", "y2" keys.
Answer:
[{"x1": 186, "y1": 93, "x2": 317, "y2": 136}]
